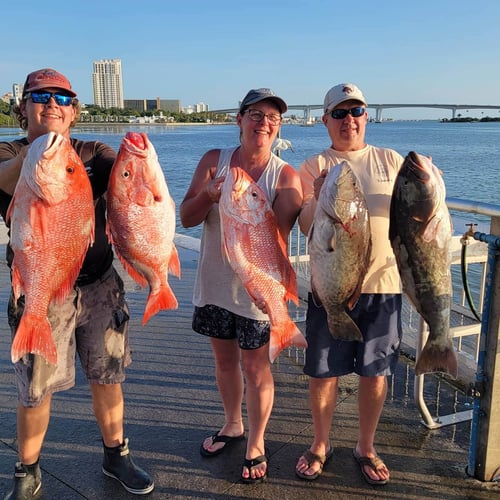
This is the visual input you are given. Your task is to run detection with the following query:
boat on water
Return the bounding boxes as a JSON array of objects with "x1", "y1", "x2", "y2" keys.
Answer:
[{"x1": 300, "y1": 117, "x2": 315, "y2": 127}]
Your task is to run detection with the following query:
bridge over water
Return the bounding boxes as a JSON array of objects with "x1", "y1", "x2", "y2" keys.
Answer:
[{"x1": 213, "y1": 103, "x2": 500, "y2": 121}]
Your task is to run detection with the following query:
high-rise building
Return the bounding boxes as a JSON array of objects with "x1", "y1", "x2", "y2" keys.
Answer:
[{"x1": 92, "y1": 59, "x2": 124, "y2": 109}]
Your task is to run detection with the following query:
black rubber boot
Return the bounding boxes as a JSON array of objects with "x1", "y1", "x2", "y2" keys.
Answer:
[
  {"x1": 4, "y1": 460, "x2": 42, "y2": 500},
  {"x1": 102, "y1": 438, "x2": 154, "y2": 495}
]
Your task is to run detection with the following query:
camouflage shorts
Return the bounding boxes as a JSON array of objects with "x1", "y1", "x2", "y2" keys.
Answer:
[
  {"x1": 192, "y1": 304, "x2": 270, "y2": 350},
  {"x1": 8, "y1": 266, "x2": 132, "y2": 407}
]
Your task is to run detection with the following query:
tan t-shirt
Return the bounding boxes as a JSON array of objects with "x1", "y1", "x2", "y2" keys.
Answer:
[{"x1": 299, "y1": 144, "x2": 403, "y2": 294}]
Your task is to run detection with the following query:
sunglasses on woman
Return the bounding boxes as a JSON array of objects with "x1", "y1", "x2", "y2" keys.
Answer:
[{"x1": 26, "y1": 91, "x2": 73, "y2": 107}]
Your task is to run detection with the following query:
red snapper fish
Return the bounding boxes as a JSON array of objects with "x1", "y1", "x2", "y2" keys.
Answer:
[
  {"x1": 219, "y1": 167, "x2": 307, "y2": 362},
  {"x1": 7, "y1": 132, "x2": 95, "y2": 365},
  {"x1": 390, "y1": 151, "x2": 457, "y2": 377},
  {"x1": 106, "y1": 132, "x2": 180, "y2": 325}
]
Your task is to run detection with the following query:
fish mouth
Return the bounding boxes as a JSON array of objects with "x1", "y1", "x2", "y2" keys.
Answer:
[
  {"x1": 122, "y1": 132, "x2": 149, "y2": 156},
  {"x1": 405, "y1": 151, "x2": 432, "y2": 184}
]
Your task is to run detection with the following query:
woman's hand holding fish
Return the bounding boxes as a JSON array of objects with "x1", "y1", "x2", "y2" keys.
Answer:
[
  {"x1": 254, "y1": 298, "x2": 268, "y2": 315},
  {"x1": 206, "y1": 176, "x2": 225, "y2": 202}
]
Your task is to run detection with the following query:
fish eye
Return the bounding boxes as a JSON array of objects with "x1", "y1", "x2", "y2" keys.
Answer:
[
  {"x1": 66, "y1": 167, "x2": 74, "y2": 173},
  {"x1": 251, "y1": 191, "x2": 258, "y2": 198},
  {"x1": 123, "y1": 171, "x2": 130, "y2": 178}
]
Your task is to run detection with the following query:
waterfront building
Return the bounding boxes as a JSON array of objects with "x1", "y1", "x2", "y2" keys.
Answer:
[
  {"x1": 92, "y1": 59, "x2": 124, "y2": 109},
  {"x1": 11, "y1": 84, "x2": 23, "y2": 105},
  {"x1": 124, "y1": 98, "x2": 181, "y2": 113},
  {"x1": 194, "y1": 102, "x2": 209, "y2": 112}
]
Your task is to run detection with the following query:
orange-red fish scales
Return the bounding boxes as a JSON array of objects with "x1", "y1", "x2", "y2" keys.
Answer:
[
  {"x1": 219, "y1": 167, "x2": 307, "y2": 362},
  {"x1": 7, "y1": 132, "x2": 95, "y2": 365},
  {"x1": 106, "y1": 132, "x2": 180, "y2": 325}
]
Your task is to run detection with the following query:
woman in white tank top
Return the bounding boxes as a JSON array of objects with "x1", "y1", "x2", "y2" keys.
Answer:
[{"x1": 180, "y1": 88, "x2": 302, "y2": 483}]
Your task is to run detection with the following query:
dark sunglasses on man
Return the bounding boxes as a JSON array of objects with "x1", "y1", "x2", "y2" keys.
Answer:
[{"x1": 330, "y1": 106, "x2": 366, "y2": 120}]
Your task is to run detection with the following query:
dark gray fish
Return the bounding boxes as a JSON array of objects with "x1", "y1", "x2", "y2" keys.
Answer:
[
  {"x1": 390, "y1": 151, "x2": 457, "y2": 377},
  {"x1": 309, "y1": 161, "x2": 372, "y2": 341}
]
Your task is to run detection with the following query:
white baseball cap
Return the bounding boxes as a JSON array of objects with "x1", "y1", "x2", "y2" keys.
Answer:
[{"x1": 323, "y1": 83, "x2": 367, "y2": 113}]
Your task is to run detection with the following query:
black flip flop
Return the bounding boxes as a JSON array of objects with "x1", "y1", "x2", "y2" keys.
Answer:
[
  {"x1": 241, "y1": 454, "x2": 268, "y2": 484},
  {"x1": 199, "y1": 432, "x2": 245, "y2": 457}
]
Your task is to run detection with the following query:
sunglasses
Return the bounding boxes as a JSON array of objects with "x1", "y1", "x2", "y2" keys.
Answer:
[
  {"x1": 26, "y1": 91, "x2": 73, "y2": 106},
  {"x1": 330, "y1": 106, "x2": 366, "y2": 119}
]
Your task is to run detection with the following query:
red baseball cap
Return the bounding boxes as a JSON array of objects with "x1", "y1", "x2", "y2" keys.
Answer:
[{"x1": 23, "y1": 68, "x2": 77, "y2": 97}]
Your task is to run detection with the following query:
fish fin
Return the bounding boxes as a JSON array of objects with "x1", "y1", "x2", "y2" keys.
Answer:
[
  {"x1": 415, "y1": 341, "x2": 458, "y2": 378},
  {"x1": 422, "y1": 215, "x2": 444, "y2": 242},
  {"x1": 115, "y1": 252, "x2": 148, "y2": 288},
  {"x1": 168, "y1": 244, "x2": 181, "y2": 279},
  {"x1": 268, "y1": 320, "x2": 308, "y2": 363},
  {"x1": 54, "y1": 252, "x2": 89, "y2": 304},
  {"x1": 11, "y1": 266, "x2": 24, "y2": 300},
  {"x1": 346, "y1": 281, "x2": 363, "y2": 310},
  {"x1": 327, "y1": 311, "x2": 363, "y2": 342},
  {"x1": 142, "y1": 284, "x2": 178, "y2": 325},
  {"x1": 11, "y1": 314, "x2": 57, "y2": 365}
]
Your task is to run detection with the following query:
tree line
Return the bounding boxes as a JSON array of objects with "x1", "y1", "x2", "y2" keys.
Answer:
[{"x1": 0, "y1": 101, "x2": 233, "y2": 127}]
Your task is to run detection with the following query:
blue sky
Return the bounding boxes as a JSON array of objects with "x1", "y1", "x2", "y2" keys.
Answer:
[{"x1": 2, "y1": 0, "x2": 499, "y2": 119}]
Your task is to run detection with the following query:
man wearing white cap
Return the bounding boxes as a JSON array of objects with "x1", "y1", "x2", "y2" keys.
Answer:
[{"x1": 295, "y1": 83, "x2": 403, "y2": 485}]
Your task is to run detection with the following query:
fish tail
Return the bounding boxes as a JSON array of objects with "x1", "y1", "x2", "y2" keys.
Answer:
[
  {"x1": 11, "y1": 314, "x2": 57, "y2": 365},
  {"x1": 268, "y1": 320, "x2": 307, "y2": 363},
  {"x1": 328, "y1": 312, "x2": 363, "y2": 342},
  {"x1": 415, "y1": 341, "x2": 458, "y2": 378},
  {"x1": 142, "y1": 284, "x2": 179, "y2": 325}
]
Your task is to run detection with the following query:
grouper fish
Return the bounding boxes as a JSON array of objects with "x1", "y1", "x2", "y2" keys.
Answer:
[
  {"x1": 390, "y1": 151, "x2": 457, "y2": 377},
  {"x1": 308, "y1": 161, "x2": 372, "y2": 341}
]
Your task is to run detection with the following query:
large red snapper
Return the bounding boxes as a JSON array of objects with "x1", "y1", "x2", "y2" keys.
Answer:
[
  {"x1": 219, "y1": 167, "x2": 307, "y2": 362},
  {"x1": 308, "y1": 161, "x2": 372, "y2": 341},
  {"x1": 106, "y1": 132, "x2": 180, "y2": 325},
  {"x1": 7, "y1": 132, "x2": 95, "y2": 365},
  {"x1": 390, "y1": 151, "x2": 457, "y2": 377}
]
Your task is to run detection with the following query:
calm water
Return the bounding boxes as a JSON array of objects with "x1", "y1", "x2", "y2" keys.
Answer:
[{"x1": 1, "y1": 120, "x2": 499, "y2": 239}]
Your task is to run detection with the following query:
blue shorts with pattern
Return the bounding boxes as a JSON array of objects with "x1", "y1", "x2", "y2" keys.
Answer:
[
  {"x1": 304, "y1": 293, "x2": 402, "y2": 378},
  {"x1": 192, "y1": 304, "x2": 270, "y2": 350}
]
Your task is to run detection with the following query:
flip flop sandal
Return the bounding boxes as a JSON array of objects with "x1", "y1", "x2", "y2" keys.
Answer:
[
  {"x1": 295, "y1": 447, "x2": 334, "y2": 481},
  {"x1": 353, "y1": 448, "x2": 389, "y2": 485},
  {"x1": 241, "y1": 454, "x2": 268, "y2": 484},
  {"x1": 199, "y1": 432, "x2": 245, "y2": 457}
]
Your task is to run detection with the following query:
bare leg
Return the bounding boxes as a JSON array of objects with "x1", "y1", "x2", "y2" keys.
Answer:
[
  {"x1": 296, "y1": 377, "x2": 337, "y2": 477},
  {"x1": 202, "y1": 338, "x2": 244, "y2": 454},
  {"x1": 90, "y1": 384, "x2": 124, "y2": 447},
  {"x1": 355, "y1": 375, "x2": 390, "y2": 482},
  {"x1": 240, "y1": 345, "x2": 273, "y2": 481},
  {"x1": 17, "y1": 395, "x2": 52, "y2": 465}
]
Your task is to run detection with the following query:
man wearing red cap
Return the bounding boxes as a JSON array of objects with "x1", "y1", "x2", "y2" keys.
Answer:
[{"x1": 0, "y1": 69, "x2": 154, "y2": 499}]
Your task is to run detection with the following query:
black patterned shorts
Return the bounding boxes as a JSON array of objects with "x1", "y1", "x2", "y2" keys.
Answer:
[{"x1": 192, "y1": 304, "x2": 270, "y2": 350}]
